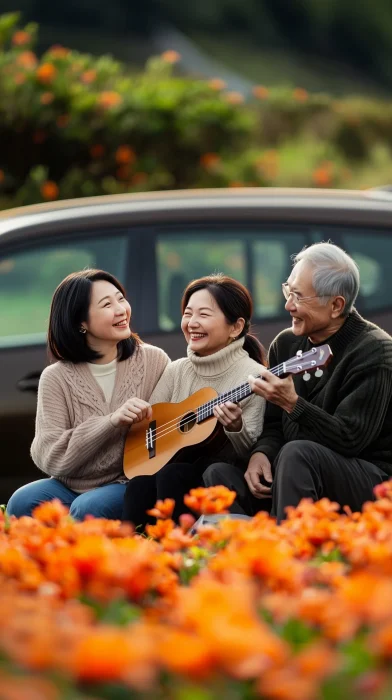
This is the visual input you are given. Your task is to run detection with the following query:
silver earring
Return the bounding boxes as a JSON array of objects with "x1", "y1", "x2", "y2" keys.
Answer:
[{"x1": 79, "y1": 327, "x2": 87, "y2": 334}]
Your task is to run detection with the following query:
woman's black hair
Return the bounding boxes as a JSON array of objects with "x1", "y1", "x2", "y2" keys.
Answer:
[
  {"x1": 181, "y1": 273, "x2": 266, "y2": 365},
  {"x1": 48, "y1": 269, "x2": 140, "y2": 363}
]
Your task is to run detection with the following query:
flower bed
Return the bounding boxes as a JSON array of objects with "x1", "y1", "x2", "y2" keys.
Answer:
[{"x1": 2, "y1": 483, "x2": 392, "y2": 699}]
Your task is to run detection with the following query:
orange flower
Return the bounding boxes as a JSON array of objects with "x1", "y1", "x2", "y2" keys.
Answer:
[
  {"x1": 158, "y1": 629, "x2": 214, "y2": 678},
  {"x1": 199, "y1": 152, "x2": 220, "y2": 170},
  {"x1": 131, "y1": 172, "x2": 148, "y2": 186},
  {"x1": 208, "y1": 78, "x2": 227, "y2": 91},
  {"x1": 32, "y1": 499, "x2": 69, "y2": 525},
  {"x1": 115, "y1": 145, "x2": 136, "y2": 165},
  {"x1": 48, "y1": 45, "x2": 70, "y2": 59},
  {"x1": 90, "y1": 144, "x2": 105, "y2": 159},
  {"x1": 225, "y1": 91, "x2": 244, "y2": 104},
  {"x1": 146, "y1": 518, "x2": 175, "y2": 540},
  {"x1": 293, "y1": 87, "x2": 309, "y2": 102},
  {"x1": 252, "y1": 85, "x2": 269, "y2": 99},
  {"x1": 40, "y1": 181, "x2": 59, "y2": 201},
  {"x1": 147, "y1": 499, "x2": 175, "y2": 520},
  {"x1": 16, "y1": 51, "x2": 38, "y2": 69},
  {"x1": 36, "y1": 63, "x2": 57, "y2": 84},
  {"x1": 98, "y1": 91, "x2": 123, "y2": 109},
  {"x1": 12, "y1": 30, "x2": 31, "y2": 46},
  {"x1": 184, "y1": 486, "x2": 236, "y2": 514},
  {"x1": 81, "y1": 69, "x2": 97, "y2": 84},
  {"x1": 40, "y1": 92, "x2": 54, "y2": 105},
  {"x1": 312, "y1": 162, "x2": 333, "y2": 187},
  {"x1": 161, "y1": 50, "x2": 181, "y2": 64}
]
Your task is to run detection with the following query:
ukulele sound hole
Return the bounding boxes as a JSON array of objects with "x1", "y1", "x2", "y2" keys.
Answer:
[{"x1": 179, "y1": 412, "x2": 197, "y2": 433}]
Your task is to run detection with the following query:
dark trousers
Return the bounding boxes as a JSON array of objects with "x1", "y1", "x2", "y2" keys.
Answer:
[
  {"x1": 204, "y1": 440, "x2": 389, "y2": 523},
  {"x1": 122, "y1": 456, "x2": 211, "y2": 529}
]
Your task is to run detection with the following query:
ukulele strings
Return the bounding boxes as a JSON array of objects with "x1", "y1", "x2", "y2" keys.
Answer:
[{"x1": 145, "y1": 362, "x2": 286, "y2": 444}]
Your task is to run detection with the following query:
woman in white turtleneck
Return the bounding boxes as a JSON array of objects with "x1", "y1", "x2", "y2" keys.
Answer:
[{"x1": 122, "y1": 274, "x2": 266, "y2": 527}]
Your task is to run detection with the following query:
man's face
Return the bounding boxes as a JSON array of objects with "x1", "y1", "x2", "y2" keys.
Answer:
[{"x1": 284, "y1": 260, "x2": 336, "y2": 340}]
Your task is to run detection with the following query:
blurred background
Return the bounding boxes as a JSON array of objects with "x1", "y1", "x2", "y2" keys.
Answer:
[{"x1": 1, "y1": 0, "x2": 392, "y2": 207}]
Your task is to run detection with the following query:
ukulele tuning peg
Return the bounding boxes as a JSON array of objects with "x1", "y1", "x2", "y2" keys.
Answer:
[
  {"x1": 315, "y1": 368, "x2": 323, "y2": 378},
  {"x1": 296, "y1": 350, "x2": 303, "y2": 357},
  {"x1": 303, "y1": 371, "x2": 311, "y2": 382}
]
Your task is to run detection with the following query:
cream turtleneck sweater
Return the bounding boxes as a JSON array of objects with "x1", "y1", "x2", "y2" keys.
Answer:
[{"x1": 149, "y1": 338, "x2": 265, "y2": 459}]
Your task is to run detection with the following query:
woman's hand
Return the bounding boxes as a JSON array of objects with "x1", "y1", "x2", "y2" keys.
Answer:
[
  {"x1": 110, "y1": 398, "x2": 152, "y2": 428},
  {"x1": 213, "y1": 401, "x2": 243, "y2": 432}
]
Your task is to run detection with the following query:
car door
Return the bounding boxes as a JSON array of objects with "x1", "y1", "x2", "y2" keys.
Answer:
[{"x1": 0, "y1": 228, "x2": 137, "y2": 503}]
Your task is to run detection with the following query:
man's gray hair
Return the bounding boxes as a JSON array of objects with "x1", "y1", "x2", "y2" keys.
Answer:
[{"x1": 293, "y1": 242, "x2": 360, "y2": 316}]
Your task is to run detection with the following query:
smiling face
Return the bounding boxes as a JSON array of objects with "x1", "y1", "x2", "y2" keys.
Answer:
[
  {"x1": 181, "y1": 288, "x2": 243, "y2": 357},
  {"x1": 285, "y1": 260, "x2": 346, "y2": 342},
  {"x1": 81, "y1": 280, "x2": 131, "y2": 354}
]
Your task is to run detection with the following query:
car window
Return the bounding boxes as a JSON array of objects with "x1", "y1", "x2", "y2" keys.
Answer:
[
  {"x1": 0, "y1": 235, "x2": 128, "y2": 345},
  {"x1": 156, "y1": 230, "x2": 308, "y2": 330},
  {"x1": 341, "y1": 232, "x2": 392, "y2": 311},
  {"x1": 251, "y1": 233, "x2": 307, "y2": 318},
  {"x1": 156, "y1": 235, "x2": 246, "y2": 330}
]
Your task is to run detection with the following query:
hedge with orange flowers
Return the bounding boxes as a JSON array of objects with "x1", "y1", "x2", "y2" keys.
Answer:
[
  {"x1": 1, "y1": 12, "x2": 392, "y2": 209},
  {"x1": 3, "y1": 482, "x2": 392, "y2": 698}
]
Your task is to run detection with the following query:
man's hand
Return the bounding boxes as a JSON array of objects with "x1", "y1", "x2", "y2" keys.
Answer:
[
  {"x1": 249, "y1": 368, "x2": 298, "y2": 413},
  {"x1": 213, "y1": 401, "x2": 242, "y2": 432},
  {"x1": 244, "y1": 452, "x2": 273, "y2": 499}
]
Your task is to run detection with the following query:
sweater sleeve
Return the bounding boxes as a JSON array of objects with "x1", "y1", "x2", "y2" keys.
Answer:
[
  {"x1": 141, "y1": 345, "x2": 171, "y2": 401},
  {"x1": 250, "y1": 340, "x2": 285, "y2": 463},
  {"x1": 286, "y1": 365, "x2": 392, "y2": 457},
  {"x1": 30, "y1": 368, "x2": 122, "y2": 478},
  {"x1": 224, "y1": 394, "x2": 266, "y2": 455},
  {"x1": 149, "y1": 362, "x2": 177, "y2": 404}
]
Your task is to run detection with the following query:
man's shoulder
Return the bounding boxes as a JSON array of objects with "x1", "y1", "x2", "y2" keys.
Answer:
[
  {"x1": 270, "y1": 328, "x2": 301, "y2": 356},
  {"x1": 356, "y1": 320, "x2": 392, "y2": 361}
]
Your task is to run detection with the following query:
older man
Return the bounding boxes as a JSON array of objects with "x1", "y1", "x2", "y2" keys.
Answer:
[{"x1": 204, "y1": 242, "x2": 392, "y2": 521}]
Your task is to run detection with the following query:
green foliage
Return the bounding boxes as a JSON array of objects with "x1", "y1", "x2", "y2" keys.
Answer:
[{"x1": 1, "y1": 13, "x2": 392, "y2": 210}]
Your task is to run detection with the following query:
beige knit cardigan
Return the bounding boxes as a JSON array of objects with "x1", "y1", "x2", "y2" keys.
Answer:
[{"x1": 31, "y1": 344, "x2": 170, "y2": 492}]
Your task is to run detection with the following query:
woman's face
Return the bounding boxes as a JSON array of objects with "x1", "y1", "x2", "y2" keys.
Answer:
[
  {"x1": 82, "y1": 280, "x2": 131, "y2": 347},
  {"x1": 181, "y1": 288, "x2": 241, "y2": 356}
]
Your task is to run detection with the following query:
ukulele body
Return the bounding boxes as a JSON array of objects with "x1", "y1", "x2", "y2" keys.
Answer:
[{"x1": 123, "y1": 387, "x2": 226, "y2": 479}]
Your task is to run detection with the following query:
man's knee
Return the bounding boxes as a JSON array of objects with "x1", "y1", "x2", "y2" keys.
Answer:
[
  {"x1": 275, "y1": 440, "x2": 320, "y2": 468},
  {"x1": 203, "y1": 462, "x2": 231, "y2": 487}
]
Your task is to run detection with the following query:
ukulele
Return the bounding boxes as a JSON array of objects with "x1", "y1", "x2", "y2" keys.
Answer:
[{"x1": 123, "y1": 344, "x2": 332, "y2": 479}]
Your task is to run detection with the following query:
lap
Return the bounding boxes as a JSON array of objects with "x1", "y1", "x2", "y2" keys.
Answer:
[
  {"x1": 7, "y1": 478, "x2": 76, "y2": 518},
  {"x1": 70, "y1": 482, "x2": 128, "y2": 521}
]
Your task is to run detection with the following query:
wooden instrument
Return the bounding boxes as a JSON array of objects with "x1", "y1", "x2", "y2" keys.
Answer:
[{"x1": 123, "y1": 344, "x2": 332, "y2": 479}]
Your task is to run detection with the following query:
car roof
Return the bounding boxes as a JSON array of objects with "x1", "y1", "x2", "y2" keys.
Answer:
[{"x1": 1, "y1": 187, "x2": 392, "y2": 246}]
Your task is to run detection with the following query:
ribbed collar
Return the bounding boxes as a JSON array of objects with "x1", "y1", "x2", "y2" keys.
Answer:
[
  {"x1": 187, "y1": 337, "x2": 248, "y2": 377},
  {"x1": 308, "y1": 308, "x2": 369, "y2": 355}
]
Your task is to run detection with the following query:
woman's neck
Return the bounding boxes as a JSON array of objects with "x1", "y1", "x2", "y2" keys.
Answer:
[{"x1": 88, "y1": 341, "x2": 118, "y2": 364}]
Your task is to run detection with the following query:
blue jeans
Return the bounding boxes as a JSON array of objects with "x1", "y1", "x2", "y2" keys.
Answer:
[{"x1": 7, "y1": 478, "x2": 128, "y2": 521}]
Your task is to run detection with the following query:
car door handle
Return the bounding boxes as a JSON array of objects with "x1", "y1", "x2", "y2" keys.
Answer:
[{"x1": 17, "y1": 372, "x2": 41, "y2": 392}]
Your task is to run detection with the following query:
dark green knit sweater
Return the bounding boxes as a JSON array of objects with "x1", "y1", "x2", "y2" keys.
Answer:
[{"x1": 252, "y1": 310, "x2": 392, "y2": 474}]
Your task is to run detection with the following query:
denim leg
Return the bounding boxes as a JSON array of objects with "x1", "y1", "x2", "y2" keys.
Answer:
[
  {"x1": 7, "y1": 478, "x2": 77, "y2": 517},
  {"x1": 69, "y1": 482, "x2": 128, "y2": 521}
]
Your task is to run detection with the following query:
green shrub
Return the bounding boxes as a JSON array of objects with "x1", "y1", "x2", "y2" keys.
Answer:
[{"x1": 1, "y1": 12, "x2": 392, "y2": 209}]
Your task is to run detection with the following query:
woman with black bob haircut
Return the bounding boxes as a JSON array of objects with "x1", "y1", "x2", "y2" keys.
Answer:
[
  {"x1": 7, "y1": 269, "x2": 170, "y2": 520},
  {"x1": 122, "y1": 273, "x2": 267, "y2": 527}
]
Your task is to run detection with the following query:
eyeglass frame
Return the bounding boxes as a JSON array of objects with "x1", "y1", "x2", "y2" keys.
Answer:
[{"x1": 281, "y1": 282, "x2": 328, "y2": 305}]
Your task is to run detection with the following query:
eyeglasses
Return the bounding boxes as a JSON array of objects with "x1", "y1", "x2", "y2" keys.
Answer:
[{"x1": 281, "y1": 283, "x2": 320, "y2": 305}]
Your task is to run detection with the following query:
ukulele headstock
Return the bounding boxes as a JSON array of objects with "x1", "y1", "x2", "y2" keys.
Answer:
[{"x1": 283, "y1": 344, "x2": 332, "y2": 379}]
